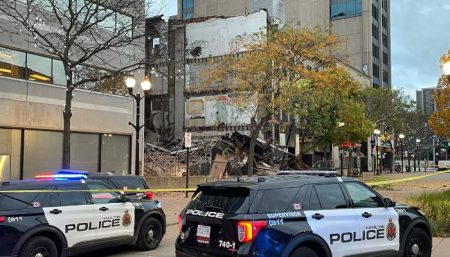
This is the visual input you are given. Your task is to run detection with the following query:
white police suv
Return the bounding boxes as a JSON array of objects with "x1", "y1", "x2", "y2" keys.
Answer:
[{"x1": 0, "y1": 174, "x2": 166, "y2": 257}]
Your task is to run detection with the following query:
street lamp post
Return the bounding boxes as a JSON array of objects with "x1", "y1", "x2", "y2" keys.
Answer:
[
  {"x1": 126, "y1": 76, "x2": 152, "y2": 176},
  {"x1": 399, "y1": 134, "x2": 405, "y2": 173},
  {"x1": 416, "y1": 138, "x2": 421, "y2": 172},
  {"x1": 374, "y1": 129, "x2": 381, "y2": 175}
]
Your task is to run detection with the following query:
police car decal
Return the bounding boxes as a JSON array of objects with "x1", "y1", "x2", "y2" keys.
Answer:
[
  {"x1": 304, "y1": 208, "x2": 400, "y2": 257},
  {"x1": 43, "y1": 203, "x2": 136, "y2": 247}
]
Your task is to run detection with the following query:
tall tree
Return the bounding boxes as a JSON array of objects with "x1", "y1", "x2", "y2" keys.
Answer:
[
  {"x1": 200, "y1": 27, "x2": 370, "y2": 175},
  {"x1": 0, "y1": 0, "x2": 164, "y2": 168},
  {"x1": 285, "y1": 67, "x2": 373, "y2": 169},
  {"x1": 429, "y1": 52, "x2": 450, "y2": 139}
]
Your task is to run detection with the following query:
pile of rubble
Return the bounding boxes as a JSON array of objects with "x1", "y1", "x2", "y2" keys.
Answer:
[{"x1": 144, "y1": 132, "x2": 297, "y2": 177}]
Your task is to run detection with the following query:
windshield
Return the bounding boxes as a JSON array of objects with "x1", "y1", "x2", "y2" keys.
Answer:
[{"x1": 110, "y1": 177, "x2": 149, "y2": 190}]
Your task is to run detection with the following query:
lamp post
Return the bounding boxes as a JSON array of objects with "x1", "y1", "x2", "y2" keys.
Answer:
[
  {"x1": 126, "y1": 76, "x2": 152, "y2": 176},
  {"x1": 416, "y1": 138, "x2": 421, "y2": 172},
  {"x1": 399, "y1": 133, "x2": 405, "y2": 173},
  {"x1": 374, "y1": 129, "x2": 381, "y2": 175}
]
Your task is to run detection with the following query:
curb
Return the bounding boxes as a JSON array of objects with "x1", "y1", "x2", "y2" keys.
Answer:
[{"x1": 366, "y1": 170, "x2": 450, "y2": 186}]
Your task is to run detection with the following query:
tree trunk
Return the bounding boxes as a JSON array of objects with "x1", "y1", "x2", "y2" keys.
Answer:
[
  {"x1": 247, "y1": 116, "x2": 268, "y2": 176},
  {"x1": 347, "y1": 148, "x2": 353, "y2": 177},
  {"x1": 62, "y1": 87, "x2": 73, "y2": 169}
]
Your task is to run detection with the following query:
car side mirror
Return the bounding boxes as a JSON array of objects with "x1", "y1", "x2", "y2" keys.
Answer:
[
  {"x1": 120, "y1": 194, "x2": 130, "y2": 203},
  {"x1": 383, "y1": 198, "x2": 396, "y2": 208}
]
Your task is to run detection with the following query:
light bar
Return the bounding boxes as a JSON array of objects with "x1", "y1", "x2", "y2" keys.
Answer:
[
  {"x1": 35, "y1": 174, "x2": 87, "y2": 180},
  {"x1": 56, "y1": 170, "x2": 89, "y2": 176}
]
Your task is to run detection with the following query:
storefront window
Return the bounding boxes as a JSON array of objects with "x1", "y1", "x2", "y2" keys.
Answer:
[
  {"x1": 23, "y1": 130, "x2": 63, "y2": 179},
  {"x1": 101, "y1": 134, "x2": 130, "y2": 173},
  {"x1": 71, "y1": 133, "x2": 99, "y2": 173}
]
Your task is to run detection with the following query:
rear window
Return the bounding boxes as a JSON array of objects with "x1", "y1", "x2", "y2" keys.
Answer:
[
  {"x1": 110, "y1": 177, "x2": 148, "y2": 190},
  {"x1": 0, "y1": 185, "x2": 54, "y2": 211},
  {"x1": 187, "y1": 187, "x2": 250, "y2": 214}
]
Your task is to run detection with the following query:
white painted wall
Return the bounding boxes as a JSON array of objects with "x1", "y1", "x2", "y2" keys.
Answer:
[{"x1": 185, "y1": 10, "x2": 267, "y2": 59}]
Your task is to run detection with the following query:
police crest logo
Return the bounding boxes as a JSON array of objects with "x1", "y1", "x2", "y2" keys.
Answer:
[
  {"x1": 386, "y1": 217, "x2": 397, "y2": 241},
  {"x1": 122, "y1": 209, "x2": 132, "y2": 227}
]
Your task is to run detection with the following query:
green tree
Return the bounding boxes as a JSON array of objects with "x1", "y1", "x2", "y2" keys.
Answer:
[{"x1": 200, "y1": 27, "x2": 372, "y2": 175}]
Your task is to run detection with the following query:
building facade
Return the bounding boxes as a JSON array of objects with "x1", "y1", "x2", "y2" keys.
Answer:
[
  {"x1": 178, "y1": 0, "x2": 391, "y2": 89},
  {"x1": 0, "y1": 0, "x2": 146, "y2": 180},
  {"x1": 416, "y1": 88, "x2": 436, "y2": 117}
]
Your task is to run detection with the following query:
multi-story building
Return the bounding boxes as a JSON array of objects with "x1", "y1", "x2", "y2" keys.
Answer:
[
  {"x1": 178, "y1": 0, "x2": 391, "y2": 89},
  {"x1": 0, "y1": 1, "x2": 146, "y2": 180},
  {"x1": 416, "y1": 88, "x2": 436, "y2": 117}
]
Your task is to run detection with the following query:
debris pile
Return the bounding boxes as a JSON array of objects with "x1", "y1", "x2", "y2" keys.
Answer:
[{"x1": 144, "y1": 132, "x2": 296, "y2": 177}]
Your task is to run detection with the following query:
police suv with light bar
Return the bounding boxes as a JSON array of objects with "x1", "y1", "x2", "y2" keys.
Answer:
[
  {"x1": 0, "y1": 174, "x2": 166, "y2": 257},
  {"x1": 176, "y1": 175, "x2": 432, "y2": 257}
]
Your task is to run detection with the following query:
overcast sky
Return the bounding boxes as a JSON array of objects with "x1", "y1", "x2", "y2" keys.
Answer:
[{"x1": 160, "y1": 0, "x2": 450, "y2": 97}]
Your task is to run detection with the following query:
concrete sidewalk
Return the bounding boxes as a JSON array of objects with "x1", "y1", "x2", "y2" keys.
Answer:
[{"x1": 433, "y1": 237, "x2": 449, "y2": 257}]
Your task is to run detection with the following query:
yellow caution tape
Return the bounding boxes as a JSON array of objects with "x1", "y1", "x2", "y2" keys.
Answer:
[
  {"x1": 365, "y1": 170, "x2": 450, "y2": 186},
  {"x1": 0, "y1": 188, "x2": 197, "y2": 194},
  {"x1": 1, "y1": 170, "x2": 448, "y2": 193}
]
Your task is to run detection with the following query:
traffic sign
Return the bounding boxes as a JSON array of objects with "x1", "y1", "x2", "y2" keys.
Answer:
[{"x1": 185, "y1": 132, "x2": 192, "y2": 148}]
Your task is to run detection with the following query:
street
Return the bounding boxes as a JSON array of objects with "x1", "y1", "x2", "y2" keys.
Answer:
[{"x1": 80, "y1": 172, "x2": 450, "y2": 257}]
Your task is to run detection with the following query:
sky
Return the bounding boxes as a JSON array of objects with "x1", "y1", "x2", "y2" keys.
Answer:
[{"x1": 159, "y1": 0, "x2": 450, "y2": 98}]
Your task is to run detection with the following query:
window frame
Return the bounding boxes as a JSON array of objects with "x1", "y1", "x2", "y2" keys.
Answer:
[
  {"x1": 310, "y1": 183, "x2": 350, "y2": 210},
  {"x1": 86, "y1": 181, "x2": 123, "y2": 204},
  {"x1": 343, "y1": 181, "x2": 386, "y2": 208}
]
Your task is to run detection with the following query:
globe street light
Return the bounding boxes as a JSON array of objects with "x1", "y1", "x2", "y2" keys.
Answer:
[
  {"x1": 374, "y1": 129, "x2": 381, "y2": 175},
  {"x1": 126, "y1": 75, "x2": 152, "y2": 176},
  {"x1": 399, "y1": 133, "x2": 405, "y2": 173},
  {"x1": 415, "y1": 138, "x2": 421, "y2": 172}
]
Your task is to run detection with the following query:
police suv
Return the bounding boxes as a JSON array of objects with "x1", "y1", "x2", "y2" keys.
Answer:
[
  {"x1": 0, "y1": 174, "x2": 166, "y2": 257},
  {"x1": 176, "y1": 175, "x2": 432, "y2": 257}
]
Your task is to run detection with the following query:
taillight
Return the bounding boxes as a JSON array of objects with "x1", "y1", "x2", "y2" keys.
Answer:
[
  {"x1": 144, "y1": 191, "x2": 154, "y2": 200},
  {"x1": 0, "y1": 216, "x2": 5, "y2": 223},
  {"x1": 178, "y1": 213, "x2": 183, "y2": 231},
  {"x1": 237, "y1": 220, "x2": 267, "y2": 243}
]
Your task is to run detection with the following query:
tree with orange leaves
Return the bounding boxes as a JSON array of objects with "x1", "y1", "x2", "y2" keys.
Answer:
[
  {"x1": 429, "y1": 52, "x2": 450, "y2": 139},
  {"x1": 199, "y1": 27, "x2": 372, "y2": 175}
]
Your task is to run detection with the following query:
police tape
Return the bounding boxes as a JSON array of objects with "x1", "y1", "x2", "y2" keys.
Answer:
[
  {"x1": 0, "y1": 171, "x2": 448, "y2": 193},
  {"x1": 0, "y1": 188, "x2": 197, "y2": 194},
  {"x1": 365, "y1": 170, "x2": 450, "y2": 186}
]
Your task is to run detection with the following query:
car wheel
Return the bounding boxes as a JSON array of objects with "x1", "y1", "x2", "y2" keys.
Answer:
[
  {"x1": 403, "y1": 228, "x2": 432, "y2": 257},
  {"x1": 136, "y1": 217, "x2": 163, "y2": 251},
  {"x1": 290, "y1": 247, "x2": 319, "y2": 257},
  {"x1": 20, "y1": 236, "x2": 58, "y2": 257}
]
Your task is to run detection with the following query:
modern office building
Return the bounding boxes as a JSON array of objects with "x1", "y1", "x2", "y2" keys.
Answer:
[
  {"x1": 0, "y1": 1, "x2": 146, "y2": 180},
  {"x1": 178, "y1": 0, "x2": 391, "y2": 89},
  {"x1": 416, "y1": 88, "x2": 436, "y2": 117}
]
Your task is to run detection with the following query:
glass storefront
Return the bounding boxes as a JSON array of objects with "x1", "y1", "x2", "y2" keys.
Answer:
[
  {"x1": 0, "y1": 128, "x2": 131, "y2": 180},
  {"x1": 101, "y1": 134, "x2": 130, "y2": 173}
]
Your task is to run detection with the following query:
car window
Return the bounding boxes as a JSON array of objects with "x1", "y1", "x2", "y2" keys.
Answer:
[
  {"x1": 309, "y1": 187, "x2": 322, "y2": 210},
  {"x1": 87, "y1": 182, "x2": 122, "y2": 204},
  {"x1": 314, "y1": 184, "x2": 347, "y2": 209},
  {"x1": 110, "y1": 177, "x2": 148, "y2": 190},
  {"x1": 57, "y1": 184, "x2": 89, "y2": 206},
  {"x1": 0, "y1": 186, "x2": 59, "y2": 211},
  {"x1": 257, "y1": 187, "x2": 300, "y2": 213},
  {"x1": 345, "y1": 182, "x2": 384, "y2": 208}
]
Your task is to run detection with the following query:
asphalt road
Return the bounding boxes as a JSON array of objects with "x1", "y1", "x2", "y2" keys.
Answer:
[
  {"x1": 80, "y1": 223, "x2": 178, "y2": 257},
  {"x1": 80, "y1": 171, "x2": 450, "y2": 257}
]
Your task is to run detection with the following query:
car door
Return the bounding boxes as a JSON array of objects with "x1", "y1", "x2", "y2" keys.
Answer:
[
  {"x1": 303, "y1": 183, "x2": 362, "y2": 257},
  {"x1": 86, "y1": 182, "x2": 135, "y2": 241},
  {"x1": 343, "y1": 182, "x2": 400, "y2": 256},
  {"x1": 43, "y1": 183, "x2": 98, "y2": 247}
]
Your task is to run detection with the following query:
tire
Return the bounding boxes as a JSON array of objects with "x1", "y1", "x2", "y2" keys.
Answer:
[
  {"x1": 290, "y1": 247, "x2": 319, "y2": 257},
  {"x1": 136, "y1": 217, "x2": 163, "y2": 251},
  {"x1": 403, "y1": 228, "x2": 432, "y2": 257},
  {"x1": 19, "y1": 236, "x2": 58, "y2": 257}
]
